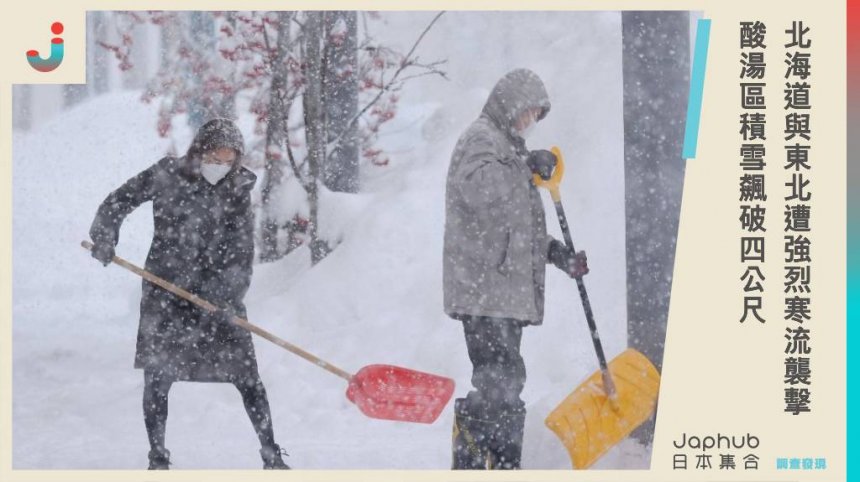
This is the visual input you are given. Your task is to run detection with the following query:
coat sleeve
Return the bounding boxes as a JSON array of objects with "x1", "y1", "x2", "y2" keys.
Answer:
[
  {"x1": 454, "y1": 133, "x2": 518, "y2": 207},
  {"x1": 89, "y1": 163, "x2": 158, "y2": 247},
  {"x1": 218, "y1": 191, "x2": 255, "y2": 308},
  {"x1": 545, "y1": 236, "x2": 558, "y2": 262}
]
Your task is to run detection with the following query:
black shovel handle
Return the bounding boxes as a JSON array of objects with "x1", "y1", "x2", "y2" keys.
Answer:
[
  {"x1": 551, "y1": 200, "x2": 617, "y2": 400},
  {"x1": 534, "y1": 146, "x2": 618, "y2": 400}
]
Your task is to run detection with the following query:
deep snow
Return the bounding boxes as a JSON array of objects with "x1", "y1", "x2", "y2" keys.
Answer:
[{"x1": 12, "y1": 10, "x2": 648, "y2": 469}]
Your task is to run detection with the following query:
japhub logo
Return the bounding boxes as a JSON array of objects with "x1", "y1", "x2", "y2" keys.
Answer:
[{"x1": 26, "y1": 22, "x2": 64, "y2": 72}]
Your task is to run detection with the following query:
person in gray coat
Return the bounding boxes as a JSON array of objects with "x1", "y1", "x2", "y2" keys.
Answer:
[{"x1": 444, "y1": 69, "x2": 588, "y2": 469}]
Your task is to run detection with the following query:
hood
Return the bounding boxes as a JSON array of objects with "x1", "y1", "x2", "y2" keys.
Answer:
[
  {"x1": 183, "y1": 118, "x2": 246, "y2": 177},
  {"x1": 481, "y1": 68, "x2": 551, "y2": 136}
]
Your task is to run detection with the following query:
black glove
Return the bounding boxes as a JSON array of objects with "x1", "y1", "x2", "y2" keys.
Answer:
[
  {"x1": 548, "y1": 239, "x2": 589, "y2": 278},
  {"x1": 526, "y1": 149, "x2": 557, "y2": 181},
  {"x1": 90, "y1": 242, "x2": 115, "y2": 267}
]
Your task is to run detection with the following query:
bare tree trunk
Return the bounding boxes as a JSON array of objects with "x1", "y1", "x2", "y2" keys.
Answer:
[
  {"x1": 122, "y1": 22, "x2": 149, "y2": 90},
  {"x1": 91, "y1": 11, "x2": 109, "y2": 95},
  {"x1": 13, "y1": 85, "x2": 33, "y2": 131},
  {"x1": 65, "y1": 14, "x2": 93, "y2": 107},
  {"x1": 260, "y1": 11, "x2": 293, "y2": 262},
  {"x1": 66, "y1": 11, "x2": 107, "y2": 107},
  {"x1": 187, "y1": 11, "x2": 215, "y2": 129},
  {"x1": 159, "y1": 14, "x2": 179, "y2": 73},
  {"x1": 303, "y1": 11, "x2": 329, "y2": 264},
  {"x1": 219, "y1": 12, "x2": 238, "y2": 118},
  {"x1": 322, "y1": 10, "x2": 359, "y2": 193},
  {"x1": 63, "y1": 84, "x2": 88, "y2": 108}
]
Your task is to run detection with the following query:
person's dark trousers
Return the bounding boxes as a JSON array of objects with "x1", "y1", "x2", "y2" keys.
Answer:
[
  {"x1": 142, "y1": 368, "x2": 281, "y2": 469},
  {"x1": 143, "y1": 369, "x2": 174, "y2": 469},
  {"x1": 451, "y1": 316, "x2": 528, "y2": 470}
]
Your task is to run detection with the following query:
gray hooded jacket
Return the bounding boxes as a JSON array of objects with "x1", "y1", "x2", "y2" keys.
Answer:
[{"x1": 443, "y1": 69, "x2": 553, "y2": 325}]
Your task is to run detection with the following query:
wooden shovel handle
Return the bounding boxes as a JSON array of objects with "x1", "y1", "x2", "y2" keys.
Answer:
[{"x1": 81, "y1": 240, "x2": 354, "y2": 382}]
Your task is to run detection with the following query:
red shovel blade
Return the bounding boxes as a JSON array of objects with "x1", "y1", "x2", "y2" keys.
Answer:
[{"x1": 346, "y1": 364, "x2": 455, "y2": 424}]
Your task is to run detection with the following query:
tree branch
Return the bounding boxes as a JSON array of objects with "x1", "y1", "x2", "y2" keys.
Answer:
[{"x1": 326, "y1": 11, "x2": 446, "y2": 153}]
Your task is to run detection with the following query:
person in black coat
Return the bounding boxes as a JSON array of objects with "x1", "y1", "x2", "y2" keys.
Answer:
[{"x1": 88, "y1": 119, "x2": 289, "y2": 470}]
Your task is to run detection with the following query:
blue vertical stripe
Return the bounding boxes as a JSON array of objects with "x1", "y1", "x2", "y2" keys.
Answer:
[{"x1": 682, "y1": 19, "x2": 712, "y2": 159}]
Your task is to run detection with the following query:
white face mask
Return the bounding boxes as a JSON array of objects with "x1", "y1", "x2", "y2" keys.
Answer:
[
  {"x1": 514, "y1": 109, "x2": 539, "y2": 139},
  {"x1": 518, "y1": 120, "x2": 537, "y2": 139},
  {"x1": 200, "y1": 163, "x2": 232, "y2": 185}
]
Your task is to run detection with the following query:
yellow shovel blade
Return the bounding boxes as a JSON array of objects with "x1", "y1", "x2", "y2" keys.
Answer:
[{"x1": 545, "y1": 348, "x2": 661, "y2": 469}]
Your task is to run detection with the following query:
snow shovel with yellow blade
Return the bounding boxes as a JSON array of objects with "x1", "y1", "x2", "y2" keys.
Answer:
[
  {"x1": 81, "y1": 240, "x2": 455, "y2": 424},
  {"x1": 533, "y1": 147, "x2": 661, "y2": 469}
]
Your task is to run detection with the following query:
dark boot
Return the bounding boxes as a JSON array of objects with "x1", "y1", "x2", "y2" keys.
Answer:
[
  {"x1": 260, "y1": 443, "x2": 290, "y2": 469},
  {"x1": 488, "y1": 409, "x2": 526, "y2": 469},
  {"x1": 147, "y1": 448, "x2": 171, "y2": 470},
  {"x1": 452, "y1": 398, "x2": 492, "y2": 469}
]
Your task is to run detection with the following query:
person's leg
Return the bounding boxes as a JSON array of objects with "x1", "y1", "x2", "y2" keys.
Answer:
[
  {"x1": 234, "y1": 376, "x2": 276, "y2": 447},
  {"x1": 488, "y1": 406, "x2": 526, "y2": 469},
  {"x1": 453, "y1": 316, "x2": 527, "y2": 470},
  {"x1": 478, "y1": 319, "x2": 526, "y2": 469},
  {"x1": 452, "y1": 397, "x2": 493, "y2": 469},
  {"x1": 465, "y1": 318, "x2": 526, "y2": 414},
  {"x1": 452, "y1": 315, "x2": 489, "y2": 469},
  {"x1": 234, "y1": 376, "x2": 289, "y2": 469},
  {"x1": 143, "y1": 368, "x2": 174, "y2": 469}
]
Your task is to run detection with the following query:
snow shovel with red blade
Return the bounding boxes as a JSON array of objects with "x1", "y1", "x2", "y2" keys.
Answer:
[
  {"x1": 81, "y1": 240, "x2": 455, "y2": 424},
  {"x1": 532, "y1": 148, "x2": 661, "y2": 469}
]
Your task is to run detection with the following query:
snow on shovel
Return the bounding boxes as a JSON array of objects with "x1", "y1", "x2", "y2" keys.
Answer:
[
  {"x1": 532, "y1": 148, "x2": 661, "y2": 469},
  {"x1": 81, "y1": 240, "x2": 455, "y2": 424}
]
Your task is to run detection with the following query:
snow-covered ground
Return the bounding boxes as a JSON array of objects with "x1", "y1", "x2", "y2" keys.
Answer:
[{"x1": 12, "y1": 11, "x2": 649, "y2": 470}]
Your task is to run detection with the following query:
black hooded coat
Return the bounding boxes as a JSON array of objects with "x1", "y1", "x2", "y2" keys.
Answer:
[{"x1": 89, "y1": 119, "x2": 260, "y2": 382}]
